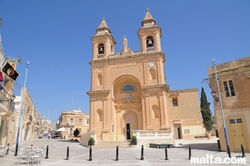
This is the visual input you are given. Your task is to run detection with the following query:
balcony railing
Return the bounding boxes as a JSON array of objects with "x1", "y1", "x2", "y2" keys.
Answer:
[
  {"x1": 60, "y1": 122, "x2": 74, "y2": 127},
  {"x1": 131, "y1": 130, "x2": 173, "y2": 139},
  {"x1": 147, "y1": 47, "x2": 155, "y2": 52}
]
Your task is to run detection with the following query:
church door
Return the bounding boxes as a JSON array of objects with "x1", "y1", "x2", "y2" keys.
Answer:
[{"x1": 126, "y1": 123, "x2": 131, "y2": 140}]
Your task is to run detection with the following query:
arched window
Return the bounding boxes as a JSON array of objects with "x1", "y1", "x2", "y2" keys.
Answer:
[
  {"x1": 152, "y1": 105, "x2": 159, "y2": 118},
  {"x1": 122, "y1": 84, "x2": 135, "y2": 91},
  {"x1": 150, "y1": 68, "x2": 156, "y2": 80},
  {"x1": 97, "y1": 109, "x2": 102, "y2": 121},
  {"x1": 97, "y1": 74, "x2": 102, "y2": 85},
  {"x1": 98, "y1": 44, "x2": 104, "y2": 54},
  {"x1": 146, "y1": 36, "x2": 154, "y2": 52}
]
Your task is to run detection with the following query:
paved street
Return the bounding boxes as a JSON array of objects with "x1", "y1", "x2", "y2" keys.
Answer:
[{"x1": 0, "y1": 137, "x2": 249, "y2": 166}]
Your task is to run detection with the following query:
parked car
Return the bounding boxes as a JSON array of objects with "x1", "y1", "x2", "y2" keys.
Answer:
[{"x1": 38, "y1": 135, "x2": 43, "y2": 139}]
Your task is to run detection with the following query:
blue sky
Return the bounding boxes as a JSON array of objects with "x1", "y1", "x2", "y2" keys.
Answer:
[{"x1": 0, "y1": 0, "x2": 249, "y2": 123}]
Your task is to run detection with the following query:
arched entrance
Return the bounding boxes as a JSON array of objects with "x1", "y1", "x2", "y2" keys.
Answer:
[{"x1": 112, "y1": 75, "x2": 142, "y2": 141}]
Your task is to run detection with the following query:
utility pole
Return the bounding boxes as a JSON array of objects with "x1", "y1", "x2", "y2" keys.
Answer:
[
  {"x1": 211, "y1": 58, "x2": 231, "y2": 157},
  {"x1": 14, "y1": 61, "x2": 29, "y2": 156}
]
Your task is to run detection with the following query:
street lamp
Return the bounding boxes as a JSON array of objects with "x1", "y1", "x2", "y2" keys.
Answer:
[
  {"x1": 211, "y1": 91, "x2": 219, "y2": 102},
  {"x1": 211, "y1": 58, "x2": 231, "y2": 157},
  {"x1": 14, "y1": 61, "x2": 29, "y2": 156}
]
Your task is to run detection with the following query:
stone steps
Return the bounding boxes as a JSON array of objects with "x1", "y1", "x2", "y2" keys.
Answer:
[{"x1": 93, "y1": 140, "x2": 131, "y2": 149}]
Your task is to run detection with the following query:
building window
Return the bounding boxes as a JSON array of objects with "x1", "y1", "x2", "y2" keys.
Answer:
[
  {"x1": 229, "y1": 119, "x2": 235, "y2": 124},
  {"x1": 87, "y1": 119, "x2": 89, "y2": 124},
  {"x1": 79, "y1": 119, "x2": 82, "y2": 123},
  {"x1": 223, "y1": 80, "x2": 236, "y2": 97},
  {"x1": 172, "y1": 98, "x2": 178, "y2": 106},
  {"x1": 236, "y1": 118, "x2": 242, "y2": 123},
  {"x1": 122, "y1": 84, "x2": 135, "y2": 91},
  {"x1": 70, "y1": 128, "x2": 73, "y2": 135},
  {"x1": 229, "y1": 118, "x2": 242, "y2": 124}
]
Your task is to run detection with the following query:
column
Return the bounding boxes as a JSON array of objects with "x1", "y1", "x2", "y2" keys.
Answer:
[
  {"x1": 142, "y1": 61, "x2": 148, "y2": 85},
  {"x1": 154, "y1": 32, "x2": 161, "y2": 52},
  {"x1": 103, "y1": 99, "x2": 109, "y2": 130},
  {"x1": 156, "y1": 60, "x2": 161, "y2": 84},
  {"x1": 145, "y1": 97, "x2": 152, "y2": 129},
  {"x1": 92, "y1": 68, "x2": 96, "y2": 90},
  {"x1": 159, "y1": 93, "x2": 169, "y2": 129},
  {"x1": 141, "y1": 97, "x2": 146, "y2": 129},
  {"x1": 89, "y1": 99, "x2": 95, "y2": 131},
  {"x1": 92, "y1": 43, "x2": 97, "y2": 59}
]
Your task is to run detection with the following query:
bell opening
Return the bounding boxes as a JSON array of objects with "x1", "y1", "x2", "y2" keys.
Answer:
[
  {"x1": 146, "y1": 37, "x2": 154, "y2": 48},
  {"x1": 98, "y1": 44, "x2": 104, "y2": 54}
]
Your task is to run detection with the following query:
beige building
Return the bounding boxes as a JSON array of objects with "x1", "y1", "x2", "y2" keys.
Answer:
[
  {"x1": 41, "y1": 120, "x2": 54, "y2": 135},
  {"x1": 14, "y1": 88, "x2": 42, "y2": 142},
  {"x1": 0, "y1": 36, "x2": 18, "y2": 146},
  {"x1": 208, "y1": 56, "x2": 250, "y2": 152},
  {"x1": 84, "y1": 9, "x2": 206, "y2": 146},
  {"x1": 58, "y1": 109, "x2": 89, "y2": 139}
]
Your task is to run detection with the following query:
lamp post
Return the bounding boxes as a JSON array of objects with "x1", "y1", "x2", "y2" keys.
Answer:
[
  {"x1": 14, "y1": 61, "x2": 29, "y2": 156},
  {"x1": 211, "y1": 58, "x2": 231, "y2": 157}
]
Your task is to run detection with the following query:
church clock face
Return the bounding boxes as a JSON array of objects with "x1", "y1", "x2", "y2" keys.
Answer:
[{"x1": 149, "y1": 62, "x2": 154, "y2": 67}]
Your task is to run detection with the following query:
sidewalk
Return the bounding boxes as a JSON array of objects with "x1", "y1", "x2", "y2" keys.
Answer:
[{"x1": 0, "y1": 137, "x2": 249, "y2": 166}]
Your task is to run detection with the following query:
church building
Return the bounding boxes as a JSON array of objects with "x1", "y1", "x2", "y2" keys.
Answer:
[{"x1": 85, "y1": 9, "x2": 206, "y2": 146}]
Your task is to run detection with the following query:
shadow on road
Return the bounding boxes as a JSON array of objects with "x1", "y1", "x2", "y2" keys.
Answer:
[
  {"x1": 174, "y1": 143, "x2": 219, "y2": 151},
  {"x1": 57, "y1": 139, "x2": 80, "y2": 143}
]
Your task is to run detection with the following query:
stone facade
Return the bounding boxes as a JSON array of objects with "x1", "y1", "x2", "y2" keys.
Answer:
[
  {"x1": 85, "y1": 9, "x2": 205, "y2": 146},
  {"x1": 208, "y1": 56, "x2": 250, "y2": 152},
  {"x1": 14, "y1": 88, "x2": 43, "y2": 142},
  {"x1": 58, "y1": 109, "x2": 89, "y2": 139}
]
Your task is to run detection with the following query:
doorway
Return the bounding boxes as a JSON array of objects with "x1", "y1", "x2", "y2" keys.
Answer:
[
  {"x1": 230, "y1": 123, "x2": 248, "y2": 151},
  {"x1": 174, "y1": 124, "x2": 182, "y2": 139},
  {"x1": 126, "y1": 123, "x2": 131, "y2": 140}
]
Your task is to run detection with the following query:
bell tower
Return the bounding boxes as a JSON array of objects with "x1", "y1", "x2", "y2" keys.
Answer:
[
  {"x1": 137, "y1": 9, "x2": 162, "y2": 53},
  {"x1": 91, "y1": 18, "x2": 116, "y2": 60}
]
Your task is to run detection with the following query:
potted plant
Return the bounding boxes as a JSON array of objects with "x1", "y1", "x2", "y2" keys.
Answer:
[
  {"x1": 131, "y1": 135, "x2": 137, "y2": 145},
  {"x1": 88, "y1": 137, "x2": 95, "y2": 146}
]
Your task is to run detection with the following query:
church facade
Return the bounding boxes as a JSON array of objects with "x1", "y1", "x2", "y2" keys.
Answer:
[{"x1": 86, "y1": 9, "x2": 206, "y2": 145}]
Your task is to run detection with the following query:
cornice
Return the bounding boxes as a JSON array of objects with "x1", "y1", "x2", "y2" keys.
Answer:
[
  {"x1": 89, "y1": 52, "x2": 165, "y2": 66},
  {"x1": 141, "y1": 84, "x2": 169, "y2": 95},
  {"x1": 141, "y1": 84, "x2": 169, "y2": 90},
  {"x1": 170, "y1": 88, "x2": 198, "y2": 94},
  {"x1": 87, "y1": 89, "x2": 110, "y2": 97}
]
